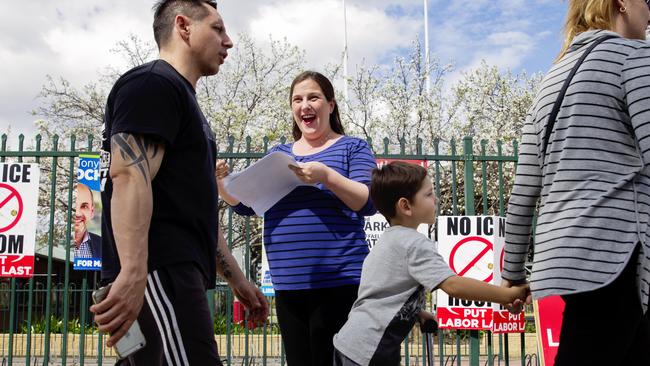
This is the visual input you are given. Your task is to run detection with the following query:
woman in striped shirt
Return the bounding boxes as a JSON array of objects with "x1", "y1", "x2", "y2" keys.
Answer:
[
  {"x1": 503, "y1": 1, "x2": 650, "y2": 364},
  {"x1": 217, "y1": 71, "x2": 376, "y2": 366}
]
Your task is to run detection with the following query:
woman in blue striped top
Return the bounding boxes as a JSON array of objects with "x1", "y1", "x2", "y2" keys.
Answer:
[{"x1": 217, "y1": 71, "x2": 376, "y2": 366}]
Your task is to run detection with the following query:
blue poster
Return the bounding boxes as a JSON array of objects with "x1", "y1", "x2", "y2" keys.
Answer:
[
  {"x1": 74, "y1": 154, "x2": 102, "y2": 270},
  {"x1": 77, "y1": 154, "x2": 100, "y2": 191}
]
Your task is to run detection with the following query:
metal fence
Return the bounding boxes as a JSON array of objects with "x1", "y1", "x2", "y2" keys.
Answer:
[{"x1": 0, "y1": 133, "x2": 538, "y2": 366}]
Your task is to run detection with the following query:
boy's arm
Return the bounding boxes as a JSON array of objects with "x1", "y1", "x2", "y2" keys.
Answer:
[{"x1": 439, "y1": 275, "x2": 527, "y2": 305}]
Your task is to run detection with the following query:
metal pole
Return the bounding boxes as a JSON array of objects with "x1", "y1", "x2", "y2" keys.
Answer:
[
  {"x1": 342, "y1": 0, "x2": 349, "y2": 110},
  {"x1": 463, "y1": 137, "x2": 479, "y2": 366},
  {"x1": 424, "y1": 0, "x2": 430, "y2": 94}
]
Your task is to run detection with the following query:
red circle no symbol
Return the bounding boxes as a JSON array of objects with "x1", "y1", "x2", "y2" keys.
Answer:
[
  {"x1": 0, "y1": 183, "x2": 23, "y2": 233},
  {"x1": 500, "y1": 247, "x2": 505, "y2": 273},
  {"x1": 449, "y1": 236, "x2": 493, "y2": 282}
]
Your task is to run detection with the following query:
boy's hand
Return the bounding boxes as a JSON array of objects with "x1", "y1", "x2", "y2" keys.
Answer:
[
  {"x1": 502, "y1": 280, "x2": 531, "y2": 314},
  {"x1": 417, "y1": 310, "x2": 437, "y2": 324},
  {"x1": 417, "y1": 311, "x2": 438, "y2": 334}
]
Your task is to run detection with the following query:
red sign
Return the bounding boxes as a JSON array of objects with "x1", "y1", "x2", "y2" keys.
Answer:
[
  {"x1": 535, "y1": 296, "x2": 564, "y2": 366},
  {"x1": 492, "y1": 310, "x2": 525, "y2": 333},
  {"x1": 0, "y1": 255, "x2": 33, "y2": 277},
  {"x1": 437, "y1": 306, "x2": 492, "y2": 330}
]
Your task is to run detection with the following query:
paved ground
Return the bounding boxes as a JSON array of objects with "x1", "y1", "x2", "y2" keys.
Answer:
[{"x1": 1, "y1": 356, "x2": 532, "y2": 366}]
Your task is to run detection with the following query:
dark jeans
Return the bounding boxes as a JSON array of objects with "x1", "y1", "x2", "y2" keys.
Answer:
[
  {"x1": 276, "y1": 284, "x2": 359, "y2": 366},
  {"x1": 555, "y1": 246, "x2": 650, "y2": 366}
]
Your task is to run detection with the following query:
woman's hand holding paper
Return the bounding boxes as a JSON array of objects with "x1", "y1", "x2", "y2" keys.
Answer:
[{"x1": 288, "y1": 161, "x2": 330, "y2": 184}]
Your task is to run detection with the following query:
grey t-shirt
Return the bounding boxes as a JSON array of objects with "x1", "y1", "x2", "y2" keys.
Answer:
[{"x1": 333, "y1": 225, "x2": 455, "y2": 366}]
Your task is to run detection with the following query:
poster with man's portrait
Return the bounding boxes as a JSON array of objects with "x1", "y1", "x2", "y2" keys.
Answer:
[{"x1": 73, "y1": 154, "x2": 102, "y2": 270}]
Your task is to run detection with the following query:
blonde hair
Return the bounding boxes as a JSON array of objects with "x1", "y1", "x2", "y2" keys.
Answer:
[{"x1": 556, "y1": 0, "x2": 616, "y2": 61}]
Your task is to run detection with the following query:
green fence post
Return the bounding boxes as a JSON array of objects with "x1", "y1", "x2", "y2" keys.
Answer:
[
  {"x1": 496, "y1": 140, "x2": 505, "y2": 362},
  {"x1": 438, "y1": 331, "x2": 444, "y2": 366},
  {"x1": 25, "y1": 134, "x2": 42, "y2": 365},
  {"x1": 244, "y1": 136, "x2": 252, "y2": 364},
  {"x1": 462, "y1": 137, "x2": 479, "y2": 366},
  {"x1": 504, "y1": 333, "x2": 510, "y2": 366},
  {"x1": 456, "y1": 332, "x2": 461, "y2": 366},
  {"x1": 61, "y1": 135, "x2": 76, "y2": 366},
  {"x1": 263, "y1": 317, "x2": 268, "y2": 366},
  {"x1": 450, "y1": 140, "x2": 458, "y2": 215},
  {"x1": 8, "y1": 278, "x2": 16, "y2": 366},
  {"x1": 0, "y1": 135, "x2": 15, "y2": 366},
  {"x1": 44, "y1": 134, "x2": 60, "y2": 365},
  {"x1": 480, "y1": 139, "x2": 494, "y2": 366},
  {"x1": 80, "y1": 275, "x2": 88, "y2": 366}
]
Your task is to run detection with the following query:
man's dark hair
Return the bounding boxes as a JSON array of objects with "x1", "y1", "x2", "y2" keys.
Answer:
[
  {"x1": 289, "y1": 71, "x2": 345, "y2": 141},
  {"x1": 152, "y1": 0, "x2": 217, "y2": 49},
  {"x1": 370, "y1": 161, "x2": 428, "y2": 222}
]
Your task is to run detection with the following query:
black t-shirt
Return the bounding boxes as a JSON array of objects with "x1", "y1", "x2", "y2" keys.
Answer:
[{"x1": 100, "y1": 60, "x2": 218, "y2": 288}]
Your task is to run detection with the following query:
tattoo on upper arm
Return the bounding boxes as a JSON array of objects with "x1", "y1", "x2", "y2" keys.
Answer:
[
  {"x1": 216, "y1": 247, "x2": 232, "y2": 280},
  {"x1": 111, "y1": 133, "x2": 163, "y2": 182}
]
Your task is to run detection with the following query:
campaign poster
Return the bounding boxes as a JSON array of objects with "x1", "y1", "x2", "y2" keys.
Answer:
[
  {"x1": 0, "y1": 163, "x2": 40, "y2": 277},
  {"x1": 259, "y1": 242, "x2": 274, "y2": 297},
  {"x1": 74, "y1": 154, "x2": 102, "y2": 270},
  {"x1": 534, "y1": 296, "x2": 564, "y2": 366},
  {"x1": 436, "y1": 215, "x2": 526, "y2": 332}
]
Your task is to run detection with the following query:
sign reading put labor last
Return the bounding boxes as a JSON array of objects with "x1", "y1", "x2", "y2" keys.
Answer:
[
  {"x1": 436, "y1": 216, "x2": 503, "y2": 330},
  {"x1": 0, "y1": 163, "x2": 40, "y2": 277}
]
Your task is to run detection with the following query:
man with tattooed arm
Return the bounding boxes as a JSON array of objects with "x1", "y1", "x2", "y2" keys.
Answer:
[{"x1": 90, "y1": 1, "x2": 268, "y2": 364}]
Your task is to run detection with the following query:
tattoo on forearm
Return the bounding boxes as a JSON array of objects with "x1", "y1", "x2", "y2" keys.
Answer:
[
  {"x1": 112, "y1": 133, "x2": 161, "y2": 181},
  {"x1": 216, "y1": 247, "x2": 232, "y2": 280}
]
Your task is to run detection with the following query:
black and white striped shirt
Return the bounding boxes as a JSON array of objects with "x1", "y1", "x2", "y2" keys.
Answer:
[{"x1": 503, "y1": 30, "x2": 650, "y2": 310}]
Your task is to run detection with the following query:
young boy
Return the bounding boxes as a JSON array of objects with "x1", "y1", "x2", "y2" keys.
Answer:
[{"x1": 333, "y1": 162, "x2": 528, "y2": 366}]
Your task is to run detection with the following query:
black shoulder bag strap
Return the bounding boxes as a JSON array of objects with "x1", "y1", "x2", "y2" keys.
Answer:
[{"x1": 541, "y1": 35, "x2": 618, "y2": 161}]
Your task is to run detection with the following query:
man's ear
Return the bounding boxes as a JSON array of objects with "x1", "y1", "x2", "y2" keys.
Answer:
[
  {"x1": 397, "y1": 197, "x2": 411, "y2": 216},
  {"x1": 174, "y1": 14, "x2": 192, "y2": 41}
]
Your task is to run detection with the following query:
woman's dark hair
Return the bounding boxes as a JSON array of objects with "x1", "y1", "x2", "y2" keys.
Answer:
[
  {"x1": 289, "y1": 71, "x2": 345, "y2": 141},
  {"x1": 370, "y1": 162, "x2": 428, "y2": 222}
]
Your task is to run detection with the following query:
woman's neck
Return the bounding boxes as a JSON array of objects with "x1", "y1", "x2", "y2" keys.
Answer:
[
  {"x1": 293, "y1": 132, "x2": 340, "y2": 156},
  {"x1": 301, "y1": 131, "x2": 333, "y2": 148}
]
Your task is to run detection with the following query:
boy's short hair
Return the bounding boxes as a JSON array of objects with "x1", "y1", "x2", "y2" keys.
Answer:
[{"x1": 370, "y1": 161, "x2": 428, "y2": 221}]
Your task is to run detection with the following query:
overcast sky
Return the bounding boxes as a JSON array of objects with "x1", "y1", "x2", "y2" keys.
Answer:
[{"x1": 0, "y1": 0, "x2": 567, "y2": 142}]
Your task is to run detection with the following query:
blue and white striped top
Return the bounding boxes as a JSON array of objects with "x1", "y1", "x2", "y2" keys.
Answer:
[{"x1": 233, "y1": 136, "x2": 377, "y2": 290}]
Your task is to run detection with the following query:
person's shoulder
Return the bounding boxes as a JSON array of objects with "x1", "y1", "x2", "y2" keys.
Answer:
[
  {"x1": 112, "y1": 60, "x2": 186, "y2": 96},
  {"x1": 380, "y1": 226, "x2": 426, "y2": 247},
  {"x1": 605, "y1": 36, "x2": 647, "y2": 50},
  {"x1": 340, "y1": 135, "x2": 370, "y2": 147},
  {"x1": 600, "y1": 35, "x2": 649, "y2": 60},
  {"x1": 268, "y1": 141, "x2": 292, "y2": 155},
  {"x1": 338, "y1": 136, "x2": 374, "y2": 157}
]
